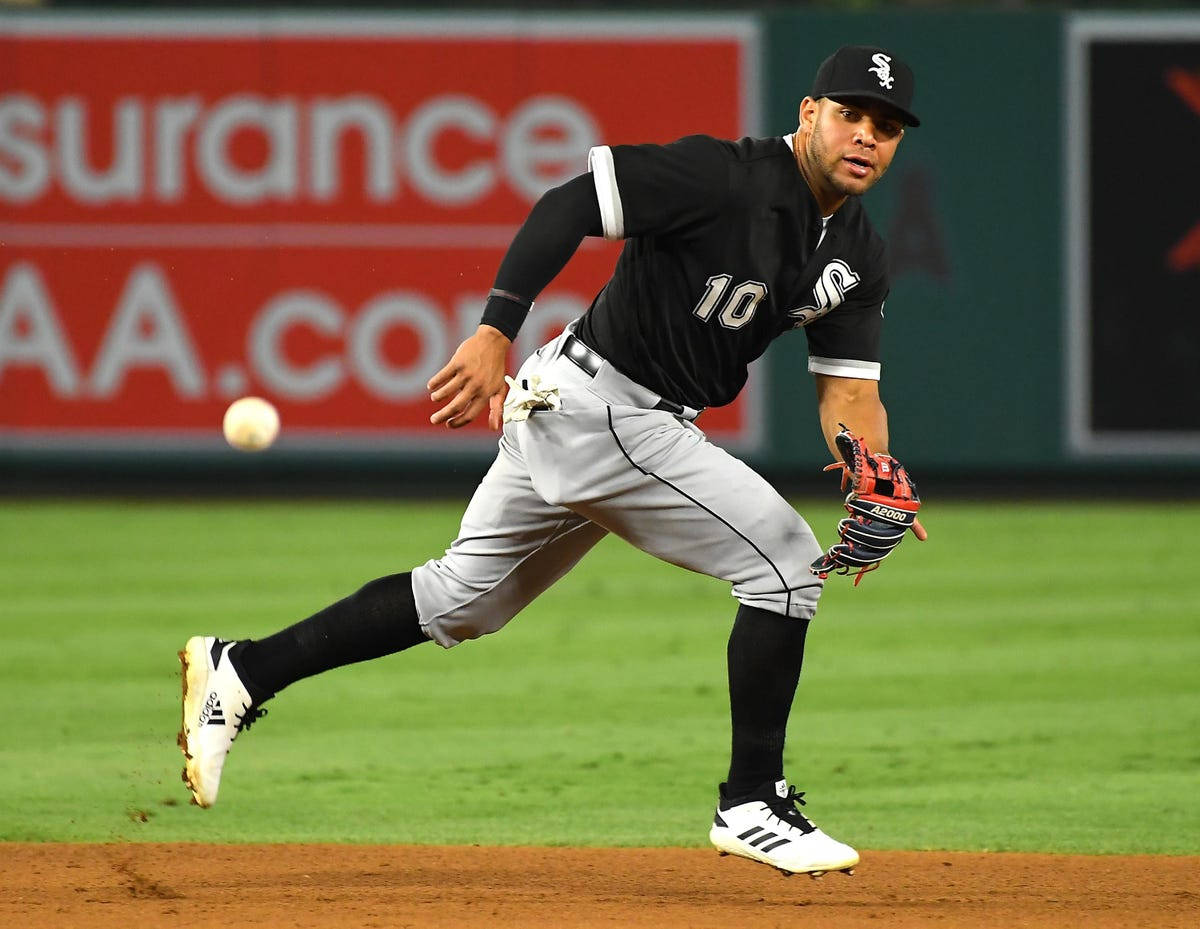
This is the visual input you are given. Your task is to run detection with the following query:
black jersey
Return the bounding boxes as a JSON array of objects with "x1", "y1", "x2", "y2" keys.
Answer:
[{"x1": 574, "y1": 134, "x2": 889, "y2": 410}]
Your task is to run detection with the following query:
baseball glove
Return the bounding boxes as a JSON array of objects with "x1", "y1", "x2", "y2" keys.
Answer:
[{"x1": 810, "y1": 425, "x2": 926, "y2": 586}]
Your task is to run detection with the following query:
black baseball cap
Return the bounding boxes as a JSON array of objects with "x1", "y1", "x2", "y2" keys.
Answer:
[{"x1": 811, "y1": 45, "x2": 920, "y2": 127}]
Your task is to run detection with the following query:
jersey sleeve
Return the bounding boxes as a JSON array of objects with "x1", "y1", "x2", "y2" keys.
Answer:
[
  {"x1": 802, "y1": 263, "x2": 889, "y2": 381},
  {"x1": 588, "y1": 135, "x2": 733, "y2": 240}
]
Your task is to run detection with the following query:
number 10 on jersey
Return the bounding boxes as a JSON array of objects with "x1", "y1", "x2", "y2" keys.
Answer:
[{"x1": 692, "y1": 274, "x2": 769, "y2": 330}]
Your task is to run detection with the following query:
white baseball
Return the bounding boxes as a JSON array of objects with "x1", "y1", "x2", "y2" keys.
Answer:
[{"x1": 222, "y1": 396, "x2": 280, "y2": 452}]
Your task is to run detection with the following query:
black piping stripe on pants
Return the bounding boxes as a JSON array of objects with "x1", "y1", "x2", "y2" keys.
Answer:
[{"x1": 605, "y1": 407, "x2": 794, "y2": 617}]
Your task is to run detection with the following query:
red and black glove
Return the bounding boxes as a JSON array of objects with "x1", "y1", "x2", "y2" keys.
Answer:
[{"x1": 810, "y1": 426, "x2": 927, "y2": 586}]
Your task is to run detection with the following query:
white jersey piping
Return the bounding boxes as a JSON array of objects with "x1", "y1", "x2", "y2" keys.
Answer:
[
  {"x1": 588, "y1": 145, "x2": 625, "y2": 240},
  {"x1": 807, "y1": 356, "x2": 881, "y2": 380}
]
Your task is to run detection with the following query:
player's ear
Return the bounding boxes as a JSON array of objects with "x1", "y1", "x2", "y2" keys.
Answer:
[{"x1": 798, "y1": 96, "x2": 820, "y2": 132}]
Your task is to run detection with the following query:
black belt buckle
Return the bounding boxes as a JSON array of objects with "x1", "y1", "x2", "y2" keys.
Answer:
[
  {"x1": 563, "y1": 333, "x2": 602, "y2": 377},
  {"x1": 563, "y1": 333, "x2": 690, "y2": 419}
]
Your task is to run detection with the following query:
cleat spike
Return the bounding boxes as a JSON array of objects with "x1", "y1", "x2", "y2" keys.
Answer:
[
  {"x1": 841, "y1": 868, "x2": 855, "y2": 876},
  {"x1": 716, "y1": 850, "x2": 729, "y2": 857},
  {"x1": 809, "y1": 870, "x2": 825, "y2": 880}
]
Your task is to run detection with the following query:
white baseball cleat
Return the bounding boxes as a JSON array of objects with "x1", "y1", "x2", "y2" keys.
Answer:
[
  {"x1": 709, "y1": 779, "x2": 860, "y2": 876},
  {"x1": 177, "y1": 636, "x2": 265, "y2": 808}
]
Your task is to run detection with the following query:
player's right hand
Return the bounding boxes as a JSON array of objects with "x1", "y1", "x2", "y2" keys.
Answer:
[{"x1": 427, "y1": 325, "x2": 511, "y2": 430}]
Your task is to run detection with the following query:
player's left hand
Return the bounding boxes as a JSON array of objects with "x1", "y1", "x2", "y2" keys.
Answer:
[
  {"x1": 810, "y1": 426, "x2": 926, "y2": 586},
  {"x1": 428, "y1": 325, "x2": 511, "y2": 430}
]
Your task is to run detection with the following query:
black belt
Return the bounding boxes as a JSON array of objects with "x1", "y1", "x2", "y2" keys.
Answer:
[{"x1": 561, "y1": 333, "x2": 700, "y2": 420}]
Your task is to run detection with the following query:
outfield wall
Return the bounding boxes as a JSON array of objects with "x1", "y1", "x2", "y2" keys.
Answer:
[{"x1": 2, "y1": 9, "x2": 1197, "y2": 486}]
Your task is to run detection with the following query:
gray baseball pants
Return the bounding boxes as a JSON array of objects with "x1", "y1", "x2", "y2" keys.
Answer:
[{"x1": 411, "y1": 327, "x2": 825, "y2": 647}]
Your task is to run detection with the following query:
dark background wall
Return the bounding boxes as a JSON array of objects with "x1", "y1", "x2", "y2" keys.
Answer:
[
  {"x1": 2, "y1": 4, "x2": 1197, "y2": 494},
  {"x1": 763, "y1": 8, "x2": 1064, "y2": 474}
]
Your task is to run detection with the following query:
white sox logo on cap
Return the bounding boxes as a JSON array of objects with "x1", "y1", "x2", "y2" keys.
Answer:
[
  {"x1": 869, "y1": 53, "x2": 894, "y2": 90},
  {"x1": 810, "y1": 45, "x2": 920, "y2": 126}
]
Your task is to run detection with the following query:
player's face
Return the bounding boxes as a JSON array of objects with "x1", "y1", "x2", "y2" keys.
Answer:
[{"x1": 799, "y1": 97, "x2": 904, "y2": 209}]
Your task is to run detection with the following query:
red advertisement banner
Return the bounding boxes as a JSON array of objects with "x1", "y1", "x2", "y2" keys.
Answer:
[{"x1": 0, "y1": 15, "x2": 760, "y2": 451}]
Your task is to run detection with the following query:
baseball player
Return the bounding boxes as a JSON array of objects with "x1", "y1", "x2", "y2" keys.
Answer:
[{"x1": 179, "y1": 45, "x2": 924, "y2": 878}]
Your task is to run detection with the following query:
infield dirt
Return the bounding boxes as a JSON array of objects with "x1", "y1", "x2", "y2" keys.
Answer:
[{"x1": 2, "y1": 843, "x2": 1196, "y2": 928}]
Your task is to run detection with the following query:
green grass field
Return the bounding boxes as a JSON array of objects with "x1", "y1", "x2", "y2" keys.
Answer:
[{"x1": 2, "y1": 498, "x2": 1197, "y2": 853}]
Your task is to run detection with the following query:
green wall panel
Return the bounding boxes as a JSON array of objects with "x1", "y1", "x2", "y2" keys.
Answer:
[{"x1": 762, "y1": 10, "x2": 1063, "y2": 471}]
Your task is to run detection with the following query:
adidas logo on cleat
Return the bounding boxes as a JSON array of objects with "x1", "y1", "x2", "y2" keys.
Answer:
[
  {"x1": 198, "y1": 691, "x2": 225, "y2": 726},
  {"x1": 736, "y1": 826, "x2": 793, "y2": 854}
]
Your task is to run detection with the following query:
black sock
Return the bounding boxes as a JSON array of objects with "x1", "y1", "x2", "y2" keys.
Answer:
[
  {"x1": 724, "y1": 604, "x2": 810, "y2": 799},
  {"x1": 231, "y1": 572, "x2": 428, "y2": 704}
]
